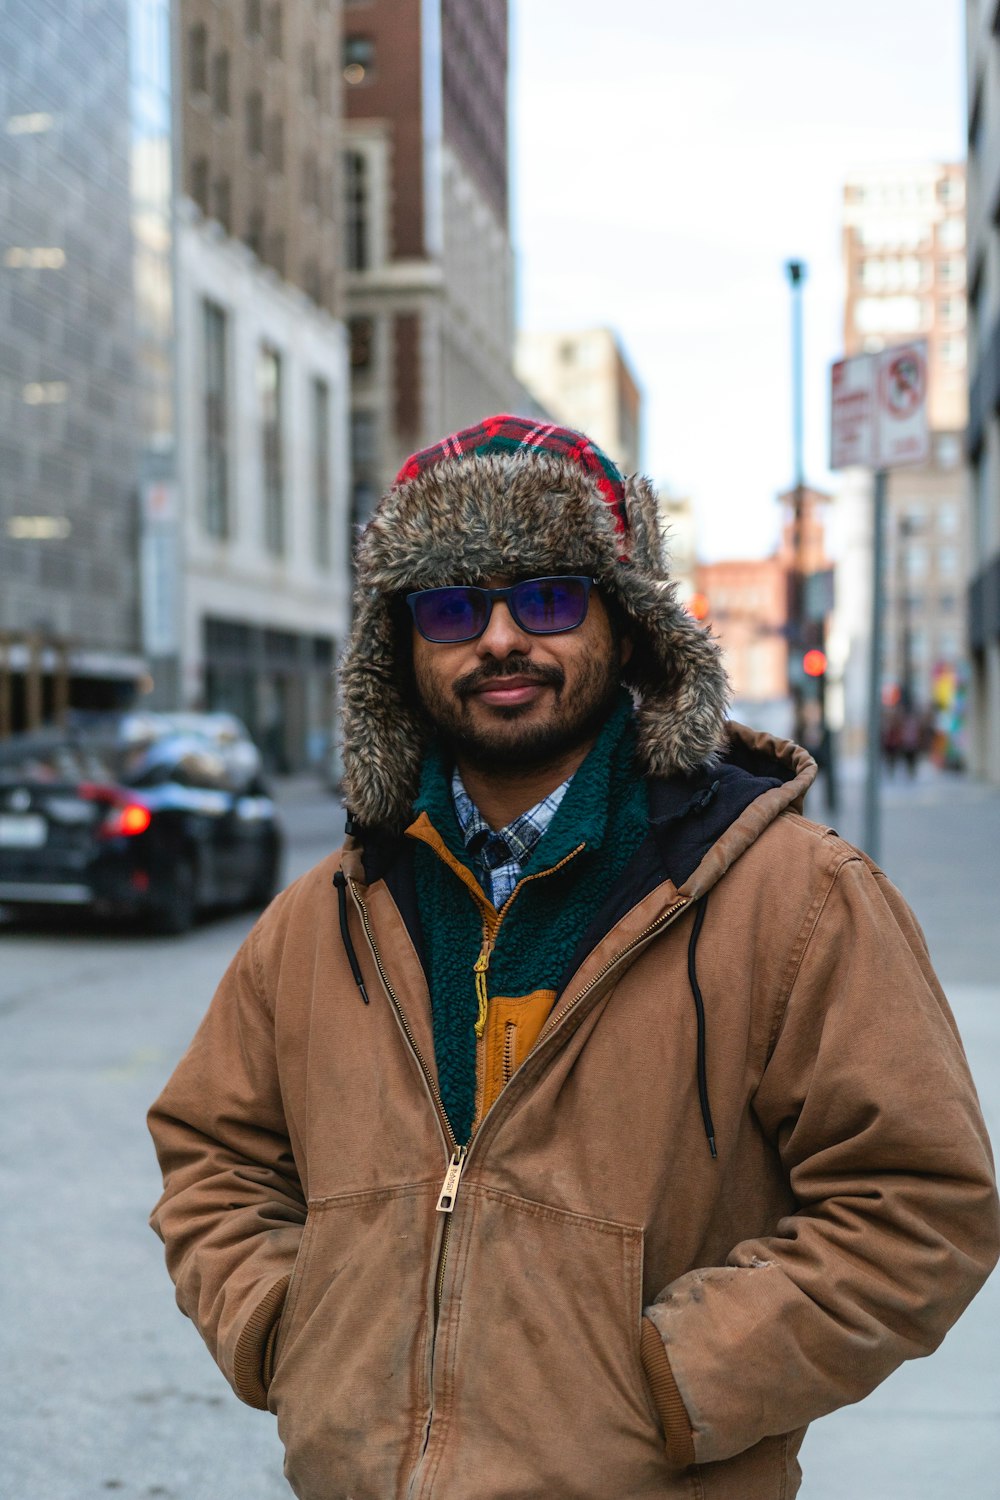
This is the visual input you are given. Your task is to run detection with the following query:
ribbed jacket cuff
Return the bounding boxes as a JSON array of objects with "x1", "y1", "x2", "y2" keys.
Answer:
[
  {"x1": 232, "y1": 1273, "x2": 291, "y2": 1410},
  {"x1": 640, "y1": 1316, "x2": 696, "y2": 1467}
]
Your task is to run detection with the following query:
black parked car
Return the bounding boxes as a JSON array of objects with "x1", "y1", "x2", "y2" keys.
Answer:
[{"x1": 0, "y1": 712, "x2": 283, "y2": 933}]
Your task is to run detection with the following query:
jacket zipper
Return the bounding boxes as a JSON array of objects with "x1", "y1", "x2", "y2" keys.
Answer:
[
  {"x1": 537, "y1": 897, "x2": 691, "y2": 1044},
  {"x1": 472, "y1": 843, "x2": 585, "y2": 1038},
  {"x1": 350, "y1": 884, "x2": 465, "y2": 1329},
  {"x1": 502, "y1": 1021, "x2": 517, "y2": 1087},
  {"x1": 350, "y1": 882, "x2": 456, "y2": 1152},
  {"x1": 352, "y1": 876, "x2": 689, "y2": 1495}
]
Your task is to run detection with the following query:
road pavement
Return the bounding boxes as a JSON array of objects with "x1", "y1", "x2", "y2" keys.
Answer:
[{"x1": 1, "y1": 762, "x2": 996, "y2": 1500}]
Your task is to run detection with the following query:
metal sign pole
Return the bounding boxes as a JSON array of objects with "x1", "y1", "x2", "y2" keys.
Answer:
[{"x1": 863, "y1": 469, "x2": 887, "y2": 862}]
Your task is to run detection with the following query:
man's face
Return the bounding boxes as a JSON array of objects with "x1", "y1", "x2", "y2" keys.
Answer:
[{"x1": 411, "y1": 576, "x2": 632, "y2": 773}]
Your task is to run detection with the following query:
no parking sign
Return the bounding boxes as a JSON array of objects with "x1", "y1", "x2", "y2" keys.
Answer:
[{"x1": 830, "y1": 339, "x2": 929, "y2": 471}]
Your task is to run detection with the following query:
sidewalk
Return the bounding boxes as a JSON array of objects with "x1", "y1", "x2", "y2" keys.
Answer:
[{"x1": 797, "y1": 761, "x2": 1000, "y2": 1498}]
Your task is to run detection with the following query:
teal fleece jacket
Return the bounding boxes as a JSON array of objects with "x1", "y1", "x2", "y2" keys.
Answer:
[{"x1": 410, "y1": 691, "x2": 649, "y2": 1142}]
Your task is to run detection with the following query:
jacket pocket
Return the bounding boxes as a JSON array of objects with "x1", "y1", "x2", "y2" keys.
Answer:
[
  {"x1": 266, "y1": 1206, "x2": 318, "y2": 1382},
  {"x1": 266, "y1": 1181, "x2": 440, "y2": 1500},
  {"x1": 428, "y1": 1185, "x2": 677, "y2": 1499}
]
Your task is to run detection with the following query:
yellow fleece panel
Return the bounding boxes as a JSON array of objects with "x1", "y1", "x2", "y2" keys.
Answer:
[
  {"x1": 475, "y1": 989, "x2": 558, "y2": 1124},
  {"x1": 406, "y1": 812, "x2": 565, "y2": 1128}
]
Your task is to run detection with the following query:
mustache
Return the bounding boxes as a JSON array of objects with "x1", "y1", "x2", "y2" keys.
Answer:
[{"x1": 453, "y1": 656, "x2": 565, "y2": 698}]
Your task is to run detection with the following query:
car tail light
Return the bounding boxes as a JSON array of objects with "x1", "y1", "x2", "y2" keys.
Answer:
[
  {"x1": 79, "y1": 785, "x2": 153, "y2": 839},
  {"x1": 101, "y1": 802, "x2": 152, "y2": 838}
]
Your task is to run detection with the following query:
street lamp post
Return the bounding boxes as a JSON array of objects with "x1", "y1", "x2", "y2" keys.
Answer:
[{"x1": 785, "y1": 259, "x2": 807, "y2": 747}]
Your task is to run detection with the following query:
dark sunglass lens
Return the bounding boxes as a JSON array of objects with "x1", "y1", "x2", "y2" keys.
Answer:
[
  {"x1": 414, "y1": 587, "x2": 487, "y2": 641},
  {"x1": 511, "y1": 577, "x2": 588, "y2": 633}
]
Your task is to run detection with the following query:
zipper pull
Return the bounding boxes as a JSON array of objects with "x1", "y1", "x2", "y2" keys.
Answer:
[
  {"x1": 435, "y1": 1145, "x2": 467, "y2": 1213},
  {"x1": 473, "y1": 937, "x2": 494, "y2": 1038}
]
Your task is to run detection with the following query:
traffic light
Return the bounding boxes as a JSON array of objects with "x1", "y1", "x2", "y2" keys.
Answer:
[
  {"x1": 802, "y1": 648, "x2": 827, "y2": 678},
  {"x1": 688, "y1": 592, "x2": 710, "y2": 621}
]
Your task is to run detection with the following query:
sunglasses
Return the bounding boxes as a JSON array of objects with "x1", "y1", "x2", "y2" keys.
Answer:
[{"x1": 406, "y1": 575, "x2": 595, "y2": 643}]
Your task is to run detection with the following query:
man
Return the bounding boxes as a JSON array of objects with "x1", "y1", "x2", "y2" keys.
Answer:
[{"x1": 149, "y1": 416, "x2": 999, "y2": 1500}]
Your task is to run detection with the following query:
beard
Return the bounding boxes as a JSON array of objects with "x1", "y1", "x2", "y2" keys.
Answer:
[{"x1": 414, "y1": 649, "x2": 624, "y2": 775}]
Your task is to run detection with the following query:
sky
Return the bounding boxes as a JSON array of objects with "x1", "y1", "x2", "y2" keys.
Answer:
[{"x1": 510, "y1": 0, "x2": 966, "y2": 561}]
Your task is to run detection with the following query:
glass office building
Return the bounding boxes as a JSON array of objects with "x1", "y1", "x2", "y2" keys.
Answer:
[{"x1": 0, "y1": 0, "x2": 177, "y2": 729}]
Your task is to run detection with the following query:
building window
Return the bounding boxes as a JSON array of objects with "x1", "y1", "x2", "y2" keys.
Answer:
[
  {"x1": 344, "y1": 150, "x2": 369, "y2": 270},
  {"x1": 940, "y1": 336, "x2": 966, "y2": 366},
  {"x1": 854, "y1": 295, "x2": 922, "y2": 335},
  {"x1": 303, "y1": 258, "x2": 322, "y2": 304},
  {"x1": 245, "y1": 207, "x2": 264, "y2": 258},
  {"x1": 351, "y1": 409, "x2": 379, "y2": 532},
  {"x1": 302, "y1": 151, "x2": 319, "y2": 207},
  {"x1": 312, "y1": 377, "x2": 332, "y2": 569},
  {"x1": 212, "y1": 176, "x2": 231, "y2": 232},
  {"x1": 974, "y1": 455, "x2": 991, "y2": 555},
  {"x1": 938, "y1": 545, "x2": 959, "y2": 578},
  {"x1": 303, "y1": 44, "x2": 319, "y2": 100},
  {"x1": 905, "y1": 543, "x2": 928, "y2": 581},
  {"x1": 203, "y1": 300, "x2": 229, "y2": 539},
  {"x1": 190, "y1": 154, "x2": 209, "y2": 212},
  {"x1": 349, "y1": 316, "x2": 374, "y2": 372},
  {"x1": 189, "y1": 23, "x2": 208, "y2": 94},
  {"x1": 259, "y1": 346, "x2": 284, "y2": 555},
  {"x1": 246, "y1": 89, "x2": 264, "y2": 154},
  {"x1": 211, "y1": 50, "x2": 230, "y2": 115},
  {"x1": 343, "y1": 35, "x2": 375, "y2": 85},
  {"x1": 938, "y1": 175, "x2": 964, "y2": 208},
  {"x1": 245, "y1": 0, "x2": 262, "y2": 37},
  {"x1": 939, "y1": 216, "x2": 965, "y2": 249},
  {"x1": 937, "y1": 499, "x2": 959, "y2": 533},
  {"x1": 267, "y1": 115, "x2": 284, "y2": 173},
  {"x1": 267, "y1": 1, "x2": 283, "y2": 58}
]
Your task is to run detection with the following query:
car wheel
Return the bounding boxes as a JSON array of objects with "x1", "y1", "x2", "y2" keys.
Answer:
[{"x1": 151, "y1": 858, "x2": 198, "y2": 936}]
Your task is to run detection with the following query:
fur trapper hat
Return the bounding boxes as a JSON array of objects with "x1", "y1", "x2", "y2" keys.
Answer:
[{"x1": 341, "y1": 415, "x2": 729, "y2": 830}]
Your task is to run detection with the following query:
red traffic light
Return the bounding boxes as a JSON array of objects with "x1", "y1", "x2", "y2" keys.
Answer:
[
  {"x1": 688, "y1": 591, "x2": 710, "y2": 621},
  {"x1": 802, "y1": 649, "x2": 827, "y2": 678}
]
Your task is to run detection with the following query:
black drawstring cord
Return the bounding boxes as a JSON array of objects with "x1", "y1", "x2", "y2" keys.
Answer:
[
  {"x1": 333, "y1": 870, "x2": 369, "y2": 1005},
  {"x1": 687, "y1": 895, "x2": 717, "y2": 1158}
]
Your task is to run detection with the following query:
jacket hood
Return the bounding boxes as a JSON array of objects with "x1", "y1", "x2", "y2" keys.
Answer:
[{"x1": 340, "y1": 439, "x2": 731, "y2": 831}]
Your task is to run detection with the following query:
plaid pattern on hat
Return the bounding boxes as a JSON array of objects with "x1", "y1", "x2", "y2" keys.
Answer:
[{"x1": 394, "y1": 415, "x2": 631, "y2": 561}]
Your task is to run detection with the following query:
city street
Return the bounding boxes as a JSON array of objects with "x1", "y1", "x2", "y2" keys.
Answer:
[{"x1": 1, "y1": 765, "x2": 997, "y2": 1500}]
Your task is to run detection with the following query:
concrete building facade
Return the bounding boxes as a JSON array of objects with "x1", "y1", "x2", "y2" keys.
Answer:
[
  {"x1": 175, "y1": 210, "x2": 350, "y2": 773},
  {"x1": 515, "y1": 328, "x2": 643, "y2": 475},
  {"x1": 341, "y1": 0, "x2": 540, "y2": 528},
  {"x1": 174, "y1": 0, "x2": 351, "y2": 771},
  {"x1": 966, "y1": 3, "x2": 1000, "y2": 781},
  {"x1": 838, "y1": 163, "x2": 970, "y2": 749},
  {"x1": 658, "y1": 493, "x2": 698, "y2": 606},
  {"x1": 180, "y1": 0, "x2": 342, "y2": 313}
]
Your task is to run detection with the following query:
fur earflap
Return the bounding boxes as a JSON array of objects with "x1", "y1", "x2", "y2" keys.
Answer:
[{"x1": 340, "y1": 446, "x2": 730, "y2": 829}]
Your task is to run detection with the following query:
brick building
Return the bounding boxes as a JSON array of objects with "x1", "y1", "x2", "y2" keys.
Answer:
[{"x1": 341, "y1": 0, "x2": 541, "y2": 528}]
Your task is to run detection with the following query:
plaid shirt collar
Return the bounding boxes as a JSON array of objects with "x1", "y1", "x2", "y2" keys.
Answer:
[{"x1": 451, "y1": 767, "x2": 573, "y2": 909}]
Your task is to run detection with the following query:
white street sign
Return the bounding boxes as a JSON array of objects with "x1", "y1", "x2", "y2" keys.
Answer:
[
  {"x1": 830, "y1": 355, "x2": 875, "y2": 469},
  {"x1": 875, "y1": 341, "x2": 930, "y2": 467},
  {"x1": 829, "y1": 340, "x2": 929, "y2": 471}
]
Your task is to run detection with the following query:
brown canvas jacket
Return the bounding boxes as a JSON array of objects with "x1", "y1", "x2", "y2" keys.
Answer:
[{"x1": 149, "y1": 727, "x2": 1000, "y2": 1500}]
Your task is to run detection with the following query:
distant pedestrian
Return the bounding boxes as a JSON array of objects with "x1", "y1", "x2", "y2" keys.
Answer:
[
  {"x1": 900, "y1": 706, "x2": 922, "y2": 778},
  {"x1": 149, "y1": 416, "x2": 999, "y2": 1499},
  {"x1": 882, "y1": 704, "x2": 903, "y2": 774}
]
